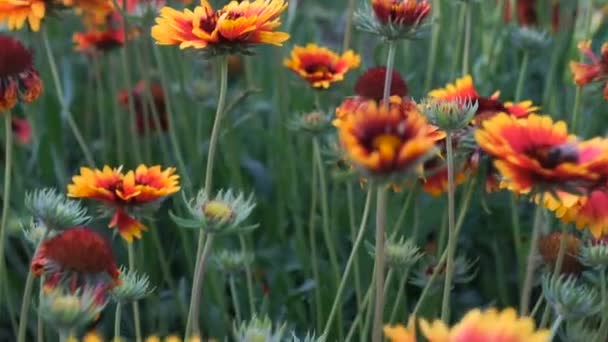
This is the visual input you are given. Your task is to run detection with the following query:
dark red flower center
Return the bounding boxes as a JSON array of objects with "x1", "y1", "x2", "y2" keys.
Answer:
[
  {"x1": 527, "y1": 143, "x2": 579, "y2": 169},
  {"x1": 0, "y1": 36, "x2": 33, "y2": 78},
  {"x1": 304, "y1": 63, "x2": 335, "y2": 74}
]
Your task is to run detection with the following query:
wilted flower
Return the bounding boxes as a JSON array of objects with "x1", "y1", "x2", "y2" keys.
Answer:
[
  {"x1": 110, "y1": 266, "x2": 154, "y2": 302},
  {"x1": 579, "y1": 239, "x2": 608, "y2": 269},
  {"x1": 0, "y1": 35, "x2": 43, "y2": 112},
  {"x1": 569, "y1": 40, "x2": 608, "y2": 100},
  {"x1": 25, "y1": 188, "x2": 91, "y2": 231},
  {"x1": 67, "y1": 165, "x2": 180, "y2": 242},
  {"x1": 511, "y1": 26, "x2": 551, "y2": 51},
  {"x1": 234, "y1": 315, "x2": 286, "y2": 342},
  {"x1": 354, "y1": 66, "x2": 408, "y2": 100},
  {"x1": 542, "y1": 273, "x2": 600, "y2": 319},
  {"x1": 356, "y1": 0, "x2": 432, "y2": 41},
  {"x1": 39, "y1": 285, "x2": 107, "y2": 332},
  {"x1": 151, "y1": 0, "x2": 289, "y2": 56},
  {"x1": 419, "y1": 308, "x2": 550, "y2": 342},
  {"x1": 283, "y1": 44, "x2": 361, "y2": 89},
  {"x1": 118, "y1": 80, "x2": 168, "y2": 135},
  {"x1": 32, "y1": 227, "x2": 120, "y2": 289},
  {"x1": 537, "y1": 231, "x2": 583, "y2": 275},
  {"x1": 214, "y1": 250, "x2": 254, "y2": 275},
  {"x1": 172, "y1": 189, "x2": 257, "y2": 235},
  {"x1": 288, "y1": 111, "x2": 332, "y2": 134}
]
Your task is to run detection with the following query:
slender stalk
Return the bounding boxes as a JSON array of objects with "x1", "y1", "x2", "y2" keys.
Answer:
[
  {"x1": 571, "y1": 88, "x2": 582, "y2": 133},
  {"x1": 372, "y1": 186, "x2": 388, "y2": 342},
  {"x1": 511, "y1": 195, "x2": 523, "y2": 288},
  {"x1": 549, "y1": 315, "x2": 564, "y2": 340},
  {"x1": 571, "y1": 0, "x2": 593, "y2": 132},
  {"x1": 36, "y1": 279, "x2": 44, "y2": 342},
  {"x1": 514, "y1": 53, "x2": 530, "y2": 102},
  {"x1": 228, "y1": 276, "x2": 242, "y2": 323},
  {"x1": 186, "y1": 56, "x2": 229, "y2": 339},
  {"x1": 388, "y1": 271, "x2": 410, "y2": 323},
  {"x1": 441, "y1": 132, "x2": 457, "y2": 322},
  {"x1": 346, "y1": 184, "x2": 364, "y2": 309},
  {"x1": 462, "y1": 0, "x2": 472, "y2": 76},
  {"x1": 307, "y1": 150, "x2": 322, "y2": 332},
  {"x1": 114, "y1": 302, "x2": 122, "y2": 341},
  {"x1": 342, "y1": 0, "x2": 357, "y2": 52},
  {"x1": 598, "y1": 268, "x2": 608, "y2": 339},
  {"x1": 382, "y1": 43, "x2": 396, "y2": 102},
  {"x1": 185, "y1": 234, "x2": 215, "y2": 339},
  {"x1": 0, "y1": 112, "x2": 13, "y2": 308},
  {"x1": 239, "y1": 236, "x2": 256, "y2": 316},
  {"x1": 41, "y1": 28, "x2": 95, "y2": 167},
  {"x1": 322, "y1": 190, "x2": 373, "y2": 337},
  {"x1": 520, "y1": 206, "x2": 544, "y2": 315},
  {"x1": 530, "y1": 292, "x2": 544, "y2": 318},
  {"x1": 412, "y1": 249, "x2": 447, "y2": 318},
  {"x1": 127, "y1": 244, "x2": 142, "y2": 342},
  {"x1": 424, "y1": 0, "x2": 442, "y2": 91}
]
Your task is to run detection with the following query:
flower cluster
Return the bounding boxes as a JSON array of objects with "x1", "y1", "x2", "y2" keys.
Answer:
[
  {"x1": 151, "y1": 0, "x2": 289, "y2": 55},
  {"x1": 67, "y1": 165, "x2": 180, "y2": 242}
]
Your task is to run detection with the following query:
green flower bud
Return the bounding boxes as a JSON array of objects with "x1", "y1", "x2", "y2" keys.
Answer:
[
  {"x1": 25, "y1": 188, "x2": 90, "y2": 231},
  {"x1": 111, "y1": 266, "x2": 155, "y2": 303},
  {"x1": 542, "y1": 274, "x2": 600, "y2": 319},
  {"x1": 234, "y1": 315, "x2": 286, "y2": 342}
]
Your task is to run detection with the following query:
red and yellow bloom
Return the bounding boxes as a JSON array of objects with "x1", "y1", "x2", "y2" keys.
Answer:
[
  {"x1": 67, "y1": 165, "x2": 180, "y2": 242},
  {"x1": 384, "y1": 318, "x2": 416, "y2": 342},
  {"x1": 32, "y1": 227, "x2": 120, "y2": 289},
  {"x1": 475, "y1": 113, "x2": 608, "y2": 194},
  {"x1": 336, "y1": 98, "x2": 436, "y2": 177},
  {"x1": 151, "y1": 0, "x2": 289, "y2": 50},
  {"x1": 0, "y1": 0, "x2": 46, "y2": 31},
  {"x1": 284, "y1": 44, "x2": 361, "y2": 89},
  {"x1": 0, "y1": 35, "x2": 43, "y2": 112},
  {"x1": 548, "y1": 189, "x2": 608, "y2": 238},
  {"x1": 371, "y1": 0, "x2": 431, "y2": 26},
  {"x1": 570, "y1": 40, "x2": 608, "y2": 100}
]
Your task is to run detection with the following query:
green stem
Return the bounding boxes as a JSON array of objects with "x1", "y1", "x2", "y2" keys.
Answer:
[
  {"x1": 342, "y1": 0, "x2": 357, "y2": 51},
  {"x1": 346, "y1": 183, "x2": 363, "y2": 309},
  {"x1": 424, "y1": 0, "x2": 441, "y2": 91},
  {"x1": 185, "y1": 233, "x2": 215, "y2": 339},
  {"x1": 322, "y1": 189, "x2": 373, "y2": 337},
  {"x1": 127, "y1": 244, "x2": 142, "y2": 342},
  {"x1": 308, "y1": 150, "x2": 322, "y2": 332},
  {"x1": 382, "y1": 43, "x2": 396, "y2": 102},
  {"x1": 462, "y1": 0, "x2": 472, "y2": 76},
  {"x1": 549, "y1": 315, "x2": 564, "y2": 341},
  {"x1": 0, "y1": 112, "x2": 12, "y2": 312},
  {"x1": 41, "y1": 28, "x2": 95, "y2": 167},
  {"x1": 510, "y1": 195, "x2": 523, "y2": 289},
  {"x1": 598, "y1": 268, "x2": 607, "y2": 339},
  {"x1": 114, "y1": 302, "x2": 122, "y2": 341},
  {"x1": 520, "y1": 206, "x2": 544, "y2": 315},
  {"x1": 388, "y1": 271, "x2": 410, "y2": 323},
  {"x1": 36, "y1": 279, "x2": 44, "y2": 342},
  {"x1": 441, "y1": 132, "x2": 457, "y2": 322},
  {"x1": 514, "y1": 53, "x2": 529, "y2": 102},
  {"x1": 228, "y1": 276, "x2": 242, "y2": 323},
  {"x1": 239, "y1": 236, "x2": 256, "y2": 316},
  {"x1": 372, "y1": 186, "x2": 388, "y2": 342}
]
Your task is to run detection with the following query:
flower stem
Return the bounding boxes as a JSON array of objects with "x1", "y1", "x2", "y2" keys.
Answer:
[
  {"x1": 520, "y1": 205, "x2": 544, "y2": 315},
  {"x1": 342, "y1": 0, "x2": 357, "y2": 51},
  {"x1": 239, "y1": 236, "x2": 256, "y2": 316},
  {"x1": 462, "y1": 0, "x2": 472, "y2": 76},
  {"x1": 307, "y1": 149, "x2": 322, "y2": 332},
  {"x1": 322, "y1": 189, "x2": 373, "y2": 337},
  {"x1": 424, "y1": 0, "x2": 442, "y2": 91},
  {"x1": 0, "y1": 112, "x2": 13, "y2": 312},
  {"x1": 127, "y1": 244, "x2": 142, "y2": 342},
  {"x1": 36, "y1": 278, "x2": 44, "y2": 342},
  {"x1": 514, "y1": 52, "x2": 529, "y2": 102},
  {"x1": 549, "y1": 315, "x2": 564, "y2": 340},
  {"x1": 598, "y1": 268, "x2": 608, "y2": 339},
  {"x1": 228, "y1": 276, "x2": 242, "y2": 323},
  {"x1": 185, "y1": 233, "x2": 215, "y2": 339},
  {"x1": 382, "y1": 43, "x2": 396, "y2": 102},
  {"x1": 346, "y1": 183, "x2": 364, "y2": 309},
  {"x1": 114, "y1": 302, "x2": 122, "y2": 341},
  {"x1": 441, "y1": 132, "x2": 457, "y2": 322},
  {"x1": 41, "y1": 28, "x2": 95, "y2": 167},
  {"x1": 371, "y1": 186, "x2": 388, "y2": 342}
]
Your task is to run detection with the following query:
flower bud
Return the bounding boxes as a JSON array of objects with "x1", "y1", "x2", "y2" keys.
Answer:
[
  {"x1": 39, "y1": 285, "x2": 107, "y2": 332},
  {"x1": 579, "y1": 240, "x2": 608, "y2": 269},
  {"x1": 542, "y1": 273, "x2": 600, "y2": 319},
  {"x1": 214, "y1": 250, "x2": 254, "y2": 275},
  {"x1": 25, "y1": 188, "x2": 90, "y2": 231},
  {"x1": 288, "y1": 111, "x2": 332, "y2": 135},
  {"x1": 110, "y1": 266, "x2": 155, "y2": 303},
  {"x1": 420, "y1": 98, "x2": 478, "y2": 132},
  {"x1": 234, "y1": 315, "x2": 286, "y2": 342}
]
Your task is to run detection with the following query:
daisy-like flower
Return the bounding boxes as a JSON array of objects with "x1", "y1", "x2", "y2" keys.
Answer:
[
  {"x1": 371, "y1": 0, "x2": 431, "y2": 26},
  {"x1": 420, "y1": 308, "x2": 550, "y2": 342},
  {"x1": 151, "y1": 0, "x2": 289, "y2": 54},
  {"x1": 67, "y1": 165, "x2": 180, "y2": 242},
  {"x1": 475, "y1": 114, "x2": 608, "y2": 195},
  {"x1": 570, "y1": 40, "x2": 608, "y2": 100},
  {"x1": 31, "y1": 227, "x2": 120, "y2": 289},
  {"x1": 0, "y1": 0, "x2": 46, "y2": 31},
  {"x1": 0, "y1": 35, "x2": 43, "y2": 112},
  {"x1": 550, "y1": 189, "x2": 608, "y2": 238},
  {"x1": 283, "y1": 44, "x2": 361, "y2": 89},
  {"x1": 73, "y1": 27, "x2": 125, "y2": 53},
  {"x1": 384, "y1": 318, "x2": 416, "y2": 342},
  {"x1": 118, "y1": 80, "x2": 168, "y2": 135},
  {"x1": 336, "y1": 97, "x2": 436, "y2": 179}
]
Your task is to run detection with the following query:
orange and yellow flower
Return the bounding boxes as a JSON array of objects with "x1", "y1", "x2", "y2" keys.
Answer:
[
  {"x1": 336, "y1": 98, "x2": 436, "y2": 177},
  {"x1": 0, "y1": 35, "x2": 43, "y2": 112},
  {"x1": 283, "y1": 44, "x2": 360, "y2": 89},
  {"x1": 32, "y1": 227, "x2": 120, "y2": 289},
  {"x1": 67, "y1": 165, "x2": 180, "y2": 242},
  {"x1": 151, "y1": 0, "x2": 289, "y2": 51},
  {"x1": 570, "y1": 40, "x2": 608, "y2": 100},
  {"x1": 73, "y1": 27, "x2": 125, "y2": 53},
  {"x1": 371, "y1": 0, "x2": 431, "y2": 26},
  {"x1": 475, "y1": 113, "x2": 608, "y2": 194},
  {"x1": 548, "y1": 189, "x2": 608, "y2": 238},
  {"x1": 0, "y1": 0, "x2": 46, "y2": 31},
  {"x1": 384, "y1": 318, "x2": 416, "y2": 342},
  {"x1": 420, "y1": 308, "x2": 550, "y2": 342}
]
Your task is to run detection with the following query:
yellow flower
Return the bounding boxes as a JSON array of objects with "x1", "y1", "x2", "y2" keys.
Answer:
[
  {"x1": 283, "y1": 43, "x2": 361, "y2": 88},
  {"x1": 384, "y1": 317, "x2": 416, "y2": 342},
  {"x1": 0, "y1": 0, "x2": 45, "y2": 31}
]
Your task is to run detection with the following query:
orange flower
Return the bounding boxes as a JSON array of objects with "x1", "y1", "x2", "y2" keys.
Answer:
[
  {"x1": 283, "y1": 44, "x2": 360, "y2": 89},
  {"x1": 475, "y1": 113, "x2": 608, "y2": 194},
  {"x1": 570, "y1": 40, "x2": 608, "y2": 100},
  {"x1": 550, "y1": 189, "x2": 608, "y2": 238},
  {"x1": 0, "y1": 35, "x2": 43, "y2": 112},
  {"x1": 420, "y1": 308, "x2": 550, "y2": 342},
  {"x1": 371, "y1": 0, "x2": 431, "y2": 26},
  {"x1": 0, "y1": 0, "x2": 46, "y2": 31},
  {"x1": 337, "y1": 98, "x2": 436, "y2": 177},
  {"x1": 384, "y1": 318, "x2": 416, "y2": 342},
  {"x1": 67, "y1": 165, "x2": 180, "y2": 242},
  {"x1": 422, "y1": 161, "x2": 467, "y2": 197},
  {"x1": 73, "y1": 27, "x2": 125, "y2": 52},
  {"x1": 151, "y1": 0, "x2": 289, "y2": 51},
  {"x1": 32, "y1": 227, "x2": 120, "y2": 289}
]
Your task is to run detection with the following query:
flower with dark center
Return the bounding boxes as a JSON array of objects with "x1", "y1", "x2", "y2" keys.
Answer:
[{"x1": 0, "y1": 35, "x2": 43, "y2": 112}]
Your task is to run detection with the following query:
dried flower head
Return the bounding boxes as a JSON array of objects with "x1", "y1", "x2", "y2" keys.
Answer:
[
  {"x1": 39, "y1": 285, "x2": 107, "y2": 332},
  {"x1": 25, "y1": 188, "x2": 91, "y2": 231},
  {"x1": 214, "y1": 250, "x2": 254, "y2": 275},
  {"x1": 0, "y1": 35, "x2": 43, "y2": 112},
  {"x1": 234, "y1": 315, "x2": 286, "y2": 342},
  {"x1": 172, "y1": 189, "x2": 257, "y2": 235},
  {"x1": 542, "y1": 273, "x2": 600, "y2": 319},
  {"x1": 356, "y1": 0, "x2": 432, "y2": 41},
  {"x1": 110, "y1": 266, "x2": 155, "y2": 302},
  {"x1": 537, "y1": 231, "x2": 583, "y2": 275}
]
